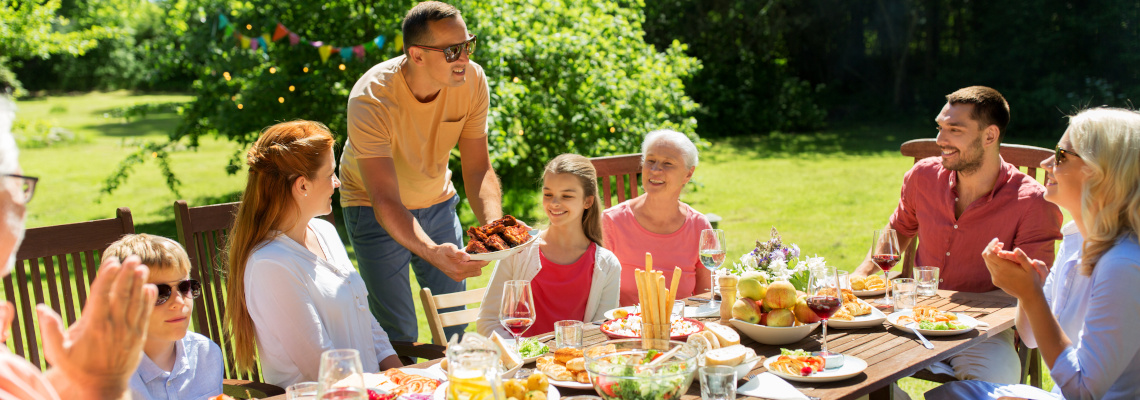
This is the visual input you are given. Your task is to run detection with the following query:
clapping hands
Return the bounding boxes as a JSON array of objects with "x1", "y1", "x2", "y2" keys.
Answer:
[{"x1": 981, "y1": 238, "x2": 1049, "y2": 300}]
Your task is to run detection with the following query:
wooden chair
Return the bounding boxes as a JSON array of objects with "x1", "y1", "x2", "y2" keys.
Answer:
[
  {"x1": 175, "y1": 200, "x2": 444, "y2": 396},
  {"x1": 420, "y1": 287, "x2": 487, "y2": 346},
  {"x1": 588, "y1": 154, "x2": 721, "y2": 227},
  {"x1": 2, "y1": 207, "x2": 134, "y2": 370},
  {"x1": 898, "y1": 138, "x2": 1049, "y2": 387}
]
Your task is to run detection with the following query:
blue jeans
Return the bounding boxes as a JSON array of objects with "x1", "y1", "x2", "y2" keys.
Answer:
[{"x1": 343, "y1": 195, "x2": 467, "y2": 343}]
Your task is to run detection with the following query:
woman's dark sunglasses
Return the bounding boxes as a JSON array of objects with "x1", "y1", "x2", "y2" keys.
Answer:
[
  {"x1": 1055, "y1": 146, "x2": 1081, "y2": 165},
  {"x1": 411, "y1": 35, "x2": 476, "y2": 63},
  {"x1": 156, "y1": 279, "x2": 201, "y2": 306}
]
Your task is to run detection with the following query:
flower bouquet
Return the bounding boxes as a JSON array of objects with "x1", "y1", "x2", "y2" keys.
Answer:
[{"x1": 726, "y1": 227, "x2": 828, "y2": 292}]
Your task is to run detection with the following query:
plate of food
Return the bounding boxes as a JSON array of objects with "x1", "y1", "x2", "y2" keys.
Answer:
[
  {"x1": 599, "y1": 314, "x2": 704, "y2": 341},
  {"x1": 507, "y1": 336, "x2": 551, "y2": 363},
  {"x1": 850, "y1": 274, "x2": 888, "y2": 297},
  {"x1": 366, "y1": 368, "x2": 444, "y2": 396},
  {"x1": 464, "y1": 216, "x2": 537, "y2": 261},
  {"x1": 536, "y1": 347, "x2": 595, "y2": 389},
  {"x1": 603, "y1": 305, "x2": 716, "y2": 320},
  {"x1": 822, "y1": 290, "x2": 887, "y2": 329},
  {"x1": 763, "y1": 348, "x2": 867, "y2": 383},
  {"x1": 887, "y1": 306, "x2": 978, "y2": 336}
]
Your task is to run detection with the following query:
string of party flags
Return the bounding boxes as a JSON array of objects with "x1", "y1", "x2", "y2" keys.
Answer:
[{"x1": 218, "y1": 13, "x2": 402, "y2": 62}]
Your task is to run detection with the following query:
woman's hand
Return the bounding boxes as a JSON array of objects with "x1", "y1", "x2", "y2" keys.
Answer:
[
  {"x1": 41, "y1": 255, "x2": 157, "y2": 400},
  {"x1": 981, "y1": 238, "x2": 1047, "y2": 300}
]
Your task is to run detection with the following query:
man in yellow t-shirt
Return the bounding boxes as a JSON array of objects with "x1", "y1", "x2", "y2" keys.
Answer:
[{"x1": 340, "y1": 1, "x2": 501, "y2": 342}]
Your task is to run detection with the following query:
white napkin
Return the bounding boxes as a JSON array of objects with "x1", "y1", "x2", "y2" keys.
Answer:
[{"x1": 736, "y1": 372, "x2": 809, "y2": 400}]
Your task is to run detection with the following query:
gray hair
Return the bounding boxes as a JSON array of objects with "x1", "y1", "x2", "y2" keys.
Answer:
[
  {"x1": 0, "y1": 97, "x2": 17, "y2": 175},
  {"x1": 641, "y1": 129, "x2": 699, "y2": 169}
]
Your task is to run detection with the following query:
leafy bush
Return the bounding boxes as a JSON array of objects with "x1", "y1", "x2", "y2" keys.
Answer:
[
  {"x1": 0, "y1": 0, "x2": 118, "y2": 95},
  {"x1": 11, "y1": 118, "x2": 85, "y2": 148},
  {"x1": 155, "y1": 0, "x2": 698, "y2": 218}
]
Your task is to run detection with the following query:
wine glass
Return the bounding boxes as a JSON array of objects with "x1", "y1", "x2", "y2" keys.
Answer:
[
  {"x1": 807, "y1": 266, "x2": 843, "y2": 355},
  {"x1": 870, "y1": 229, "x2": 901, "y2": 307},
  {"x1": 316, "y1": 349, "x2": 366, "y2": 400},
  {"x1": 699, "y1": 229, "x2": 727, "y2": 307},
  {"x1": 499, "y1": 280, "x2": 535, "y2": 355}
]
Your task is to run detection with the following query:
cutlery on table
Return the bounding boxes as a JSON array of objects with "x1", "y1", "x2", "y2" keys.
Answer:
[{"x1": 905, "y1": 322, "x2": 935, "y2": 349}]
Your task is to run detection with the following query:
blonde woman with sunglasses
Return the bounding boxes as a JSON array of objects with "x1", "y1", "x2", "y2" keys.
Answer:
[{"x1": 929, "y1": 108, "x2": 1140, "y2": 399}]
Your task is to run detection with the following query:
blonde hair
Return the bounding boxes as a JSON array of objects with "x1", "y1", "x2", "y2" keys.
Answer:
[
  {"x1": 101, "y1": 234, "x2": 191, "y2": 276},
  {"x1": 1065, "y1": 108, "x2": 1140, "y2": 276},
  {"x1": 544, "y1": 154, "x2": 604, "y2": 246},
  {"x1": 225, "y1": 120, "x2": 335, "y2": 372}
]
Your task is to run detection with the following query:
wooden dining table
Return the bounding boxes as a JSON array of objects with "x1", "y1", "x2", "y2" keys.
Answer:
[{"x1": 264, "y1": 289, "x2": 1018, "y2": 400}]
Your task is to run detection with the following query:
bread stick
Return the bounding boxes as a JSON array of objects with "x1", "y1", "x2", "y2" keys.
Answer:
[
  {"x1": 646, "y1": 252, "x2": 654, "y2": 272},
  {"x1": 657, "y1": 273, "x2": 668, "y2": 340}
]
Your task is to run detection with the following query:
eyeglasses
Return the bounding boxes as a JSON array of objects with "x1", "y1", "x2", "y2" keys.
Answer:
[
  {"x1": 4, "y1": 174, "x2": 37, "y2": 204},
  {"x1": 410, "y1": 35, "x2": 477, "y2": 63},
  {"x1": 155, "y1": 279, "x2": 201, "y2": 306},
  {"x1": 1054, "y1": 146, "x2": 1082, "y2": 165}
]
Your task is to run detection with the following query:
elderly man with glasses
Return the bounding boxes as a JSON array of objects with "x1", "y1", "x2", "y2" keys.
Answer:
[{"x1": 339, "y1": 1, "x2": 501, "y2": 342}]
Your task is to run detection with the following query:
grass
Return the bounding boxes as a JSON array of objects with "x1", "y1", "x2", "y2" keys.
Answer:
[{"x1": 10, "y1": 91, "x2": 1063, "y2": 398}]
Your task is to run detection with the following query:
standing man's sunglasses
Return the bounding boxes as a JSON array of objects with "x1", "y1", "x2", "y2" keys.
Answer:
[
  {"x1": 156, "y1": 279, "x2": 202, "y2": 306},
  {"x1": 1055, "y1": 146, "x2": 1082, "y2": 165},
  {"x1": 410, "y1": 35, "x2": 477, "y2": 63}
]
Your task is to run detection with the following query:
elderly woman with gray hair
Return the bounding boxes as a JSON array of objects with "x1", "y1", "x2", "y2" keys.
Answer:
[{"x1": 603, "y1": 129, "x2": 713, "y2": 306}]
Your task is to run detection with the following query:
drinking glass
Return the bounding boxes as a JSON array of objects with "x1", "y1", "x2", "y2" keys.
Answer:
[
  {"x1": 446, "y1": 346, "x2": 505, "y2": 400},
  {"x1": 499, "y1": 280, "x2": 535, "y2": 354},
  {"x1": 870, "y1": 229, "x2": 901, "y2": 307},
  {"x1": 808, "y1": 266, "x2": 843, "y2": 355},
  {"x1": 699, "y1": 229, "x2": 727, "y2": 307},
  {"x1": 699, "y1": 366, "x2": 737, "y2": 400},
  {"x1": 554, "y1": 320, "x2": 583, "y2": 349},
  {"x1": 316, "y1": 349, "x2": 366, "y2": 400},
  {"x1": 892, "y1": 278, "x2": 917, "y2": 310},
  {"x1": 914, "y1": 266, "x2": 940, "y2": 296},
  {"x1": 287, "y1": 382, "x2": 318, "y2": 400}
]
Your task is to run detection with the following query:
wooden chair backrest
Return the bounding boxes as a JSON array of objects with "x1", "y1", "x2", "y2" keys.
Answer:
[
  {"x1": 590, "y1": 154, "x2": 642, "y2": 209},
  {"x1": 419, "y1": 287, "x2": 487, "y2": 346},
  {"x1": 174, "y1": 200, "x2": 336, "y2": 381},
  {"x1": 897, "y1": 138, "x2": 1053, "y2": 277},
  {"x1": 2, "y1": 207, "x2": 134, "y2": 370}
]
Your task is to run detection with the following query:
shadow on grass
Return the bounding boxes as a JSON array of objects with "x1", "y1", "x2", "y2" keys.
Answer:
[{"x1": 85, "y1": 115, "x2": 183, "y2": 137}]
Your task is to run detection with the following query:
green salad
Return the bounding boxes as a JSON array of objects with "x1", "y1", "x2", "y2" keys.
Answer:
[
  {"x1": 517, "y1": 338, "x2": 549, "y2": 358},
  {"x1": 592, "y1": 353, "x2": 692, "y2": 400},
  {"x1": 918, "y1": 320, "x2": 968, "y2": 330},
  {"x1": 780, "y1": 348, "x2": 813, "y2": 358}
]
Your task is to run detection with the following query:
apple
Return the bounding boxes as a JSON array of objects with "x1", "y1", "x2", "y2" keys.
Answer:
[
  {"x1": 738, "y1": 277, "x2": 767, "y2": 301},
  {"x1": 765, "y1": 281, "x2": 798, "y2": 309},
  {"x1": 759, "y1": 312, "x2": 769, "y2": 326},
  {"x1": 741, "y1": 271, "x2": 768, "y2": 285},
  {"x1": 731, "y1": 298, "x2": 761, "y2": 324},
  {"x1": 760, "y1": 299, "x2": 773, "y2": 313},
  {"x1": 793, "y1": 297, "x2": 822, "y2": 324},
  {"x1": 766, "y1": 308, "x2": 795, "y2": 327}
]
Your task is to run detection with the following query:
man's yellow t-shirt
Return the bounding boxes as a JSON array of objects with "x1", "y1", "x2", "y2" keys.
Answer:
[{"x1": 340, "y1": 55, "x2": 489, "y2": 210}]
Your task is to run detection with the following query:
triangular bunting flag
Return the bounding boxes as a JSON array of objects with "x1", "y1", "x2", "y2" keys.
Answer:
[
  {"x1": 258, "y1": 37, "x2": 269, "y2": 52},
  {"x1": 250, "y1": 38, "x2": 259, "y2": 51},
  {"x1": 393, "y1": 34, "x2": 403, "y2": 52},
  {"x1": 219, "y1": 14, "x2": 230, "y2": 28},
  {"x1": 240, "y1": 36, "x2": 251, "y2": 49},
  {"x1": 340, "y1": 47, "x2": 354, "y2": 61},
  {"x1": 289, "y1": 32, "x2": 300, "y2": 46},
  {"x1": 273, "y1": 23, "x2": 289, "y2": 41},
  {"x1": 373, "y1": 35, "x2": 386, "y2": 49},
  {"x1": 318, "y1": 45, "x2": 333, "y2": 62},
  {"x1": 353, "y1": 45, "x2": 365, "y2": 61},
  {"x1": 224, "y1": 25, "x2": 234, "y2": 39}
]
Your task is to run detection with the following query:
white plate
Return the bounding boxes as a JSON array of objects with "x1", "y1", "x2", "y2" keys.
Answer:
[
  {"x1": 466, "y1": 230, "x2": 539, "y2": 261},
  {"x1": 887, "y1": 310, "x2": 978, "y2": 336},
  {"x1": 547, "y1": 378, "x2": 593, "y2": 390},
  {"x1": 602, "y1": 305, "x2": 717, "y2": 320},
  {"x1": 827, "y1": 306, "x2": 887, "y2": 329},
  {"x1": 367, "y1": 368, "x2": 446, "y2": 394},
  {"x1": 852, "y1": 288, "x2": 885, "y2": 297},
  {"x1": 763, "y1": 354, "x2": 868, "y2": 383},
  {"x1": 434, "y1": 381, "x2": 561, "y2": 399},
  {"x1": 504, "y1": 336, "x2": 552, "y2": 363}
]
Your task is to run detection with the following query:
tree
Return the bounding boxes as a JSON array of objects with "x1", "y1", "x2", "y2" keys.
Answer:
[{"x1": 0, "y1": 0, "x2": 118, "y2": 94}]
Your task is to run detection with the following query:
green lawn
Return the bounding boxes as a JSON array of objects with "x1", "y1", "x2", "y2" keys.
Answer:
[{"x1": 10, "y1": 91, "x2": 1059, "y2": 398}]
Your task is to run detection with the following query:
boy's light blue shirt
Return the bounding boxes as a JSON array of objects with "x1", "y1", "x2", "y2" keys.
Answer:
[{"x1": 129, "y1": 332, "x2": 223, "y2": 400}]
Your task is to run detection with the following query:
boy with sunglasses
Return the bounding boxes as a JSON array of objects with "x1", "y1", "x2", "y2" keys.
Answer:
[
  {"x1": 103, "y1": 234, "x2": 223, "y2": 400},
  {"x1": 340, "y1": 1, "x2": 502, "y2": 342}
]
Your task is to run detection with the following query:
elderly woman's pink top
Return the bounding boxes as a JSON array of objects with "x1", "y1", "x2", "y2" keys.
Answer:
[{"x1": 602, "y1": 200, "x2": 713, "y2": 306}]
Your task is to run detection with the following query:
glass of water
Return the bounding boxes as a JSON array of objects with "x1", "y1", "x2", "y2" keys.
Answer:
[
  {"x1": 287, "y1": 382, "x2": 318, "y2": 400},
  {"x1": 699, "y1": 229, "x2": 726, "y2": 307},
  {"x1": 914, "y1": 266, "x2": 940, "y2": 296},
  {"x1": 554, "y1": 320, "x2": 583, "y2": 349},
  {"x1": 699, "y1": 366, "x2": 737, "y2": 400},
  {"x1": 892, "y1": 278, "x2": 917, "y2": 310}
]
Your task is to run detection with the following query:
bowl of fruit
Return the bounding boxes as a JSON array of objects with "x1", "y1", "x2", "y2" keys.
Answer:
[{"x1": 584, "y1": 339, "x2": 699, "y2": 400}]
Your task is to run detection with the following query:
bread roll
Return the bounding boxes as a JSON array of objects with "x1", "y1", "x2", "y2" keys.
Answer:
[
  {"x1": 492, "y1": 332, "x2": 523, "y2": 370},
  {"x1": 705, "y1": 344, "x2": 748, "y2": 366},
  {"x1": 554, "y1": 347, "x2": 584, "y2": 364},
  {"x1": 565, "y1": 357, "x2": 585, "y2": 372},
  {"x1": 703, "y1": 322, "x2": 740, "y2": 347}
]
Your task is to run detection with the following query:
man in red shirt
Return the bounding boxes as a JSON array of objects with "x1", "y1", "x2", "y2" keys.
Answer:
[{"x1": 853, "y1": 86, "x2": 1063, "y2": 387}]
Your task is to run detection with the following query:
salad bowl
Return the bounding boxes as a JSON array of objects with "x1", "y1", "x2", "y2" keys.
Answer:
[{"x1": 584, "y1": 339, "x2": 699, "y2": 400}]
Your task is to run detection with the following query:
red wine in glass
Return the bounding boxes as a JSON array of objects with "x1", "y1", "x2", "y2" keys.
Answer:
[
  {"x1": 871, "y1": 254, "x2": 900, "y2": 271},
  {"x1": 502, "y1": 317, "x2": 534, "y2": 336},
  {"x1": 806, "y1": 296, "x2": 842, "y2": 320}
]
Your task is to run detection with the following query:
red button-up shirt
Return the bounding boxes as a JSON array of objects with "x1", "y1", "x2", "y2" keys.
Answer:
[{"x1": 890, "y1": 157, "x2": 1063, "y2": 292}]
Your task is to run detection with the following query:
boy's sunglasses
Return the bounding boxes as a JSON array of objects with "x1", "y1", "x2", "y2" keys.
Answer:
[
  {"x1": 410, "y1": 35, "x2": 476, "y2": 63},
  {"x1": 156, "y1": 279, "x2": 201, "y2": 306},
  {"x1": 1055, "y1": 146, "x2": 1082, "y2": 165}
]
